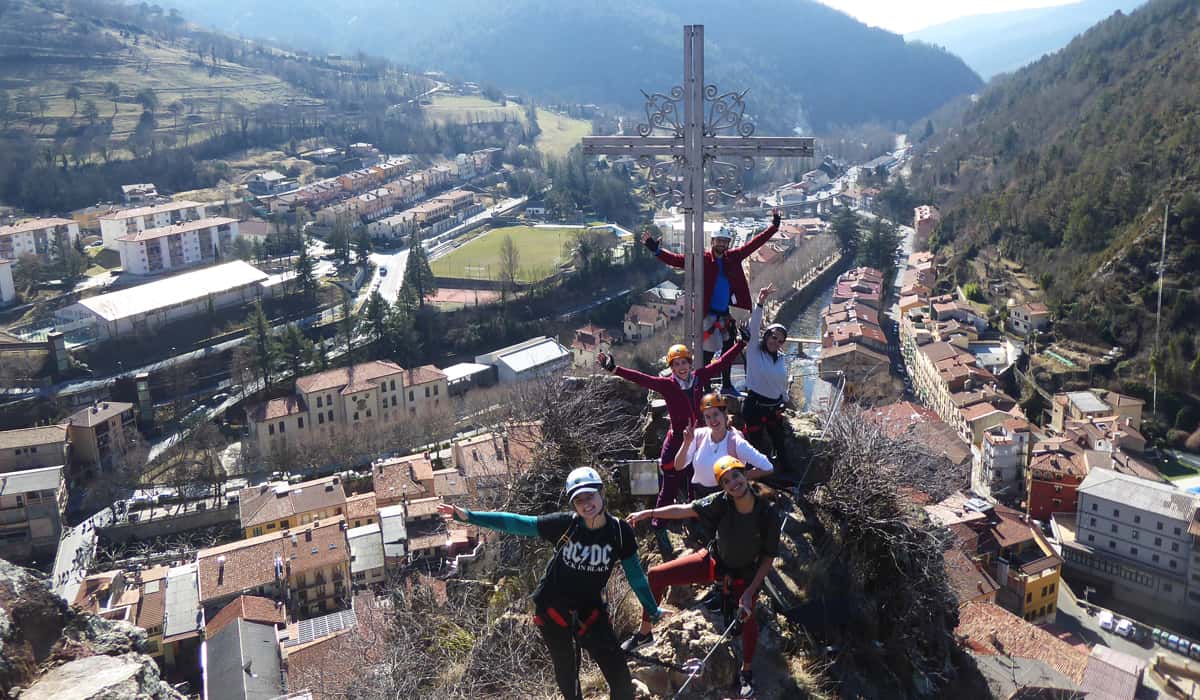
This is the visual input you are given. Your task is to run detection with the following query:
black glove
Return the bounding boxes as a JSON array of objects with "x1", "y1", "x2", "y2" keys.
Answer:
[
  {"x1": 643, "y1": 235, "x2": 660, "y2": 253},
  {"x1": 738, "y1": 322, "x2": 751, "y2": 343},
  {"x1": 601, "y1": 353, "x2": 616, "y2": 373}
]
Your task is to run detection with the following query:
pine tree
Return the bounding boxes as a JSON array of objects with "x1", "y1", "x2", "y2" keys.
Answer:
[
  {"x1": 338, "y1": 294, "x2": 356, "y2": 365},
  {"x1": 355, "y1": 228, "x2": 373, "y2": 266},
  {"x1": 402, "y1": 233, "x2": 437, "y2": 308},
  {"x1": 281, "y1": 323, "x2": 313, "y2": 385},
  {"x1": 329, "y1": 215, "x2": 353, "y2": 266},
  {"x1": 365, "y1": 291, "x2": 388, "y2": 345},
  {"x1": 831, "y1": 206, "x2": 860, "y2": 256},
  {"x1": 294, "y1": 235, "x2": 318, "y2": 302},
  {"x1": 247, "y1": 301, "x2": 278, "y2": 391}
]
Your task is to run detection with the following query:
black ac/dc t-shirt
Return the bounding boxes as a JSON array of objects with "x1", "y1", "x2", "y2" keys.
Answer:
[
  {"x1": 692, "y1": 491, "x2": 782, "y2": 574},
  {"x1": 532, "y1": 512, "x2": 637, "y2": 608}
]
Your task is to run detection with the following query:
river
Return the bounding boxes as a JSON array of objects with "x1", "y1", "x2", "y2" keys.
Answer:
[{"x1": 787, "y1": 282, "x2": 836, "y2": 410}]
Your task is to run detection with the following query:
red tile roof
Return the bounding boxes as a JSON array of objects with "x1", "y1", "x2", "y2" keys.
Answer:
[
  {"x1": 956, "y1": 602, "x2": 1088, "y2": 683},
  {"x1": 197, "y1": 519, "x2": 348, "y2": 604},
  {"x1": 249, "y1": 396, "x2": 306, "y2": 422},
  {"x1": 625, "y1": 304, "x2": 662, "y2": 326},
  {"x1": 238, "y1": 476, "x2": 347, "y2": 529},
  {"x1": 943, "y1": 547, "x2": 999, "y2": 605},
  {"x1": 404, "y1": 364, "x2": 446, "y2": 386},
  {"x1": 345, "y1": 493, "x2": 378, "y2": 522},
  {"x1": 294, "y1": 361, "x2": 404, "y2": 395},
  {"x1": 206, "y1": 595, "x2": 287, "y2": 638},
  {"x1": 372, "y1": 455, "x2": 432, "y2": 506}
]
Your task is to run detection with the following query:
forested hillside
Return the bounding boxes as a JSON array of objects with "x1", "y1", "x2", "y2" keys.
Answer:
[
  {"x1": 911, "y1": 0, "x2": 1200, "y2": 417},
  {"x1": 167, "y1": 0, "x2": 982, "y2": 132},
  {"x1": 0, "y1": 0, "x2": 535, "y2": 212}
]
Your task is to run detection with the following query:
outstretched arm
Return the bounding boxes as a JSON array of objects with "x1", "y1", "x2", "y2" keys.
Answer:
[
  {"x1": 696, "y1": 338, "x2": 747, "y2": 382},
  {"x1": 728, "y1": 209, "x2": 782, "y2": 261},
  {"x1": 628, "y1": 504, "x2": 697, "y2": 524},
  {"x1": 621, "y1": 556, "x2": 665, "y2": 621},
  {"x1": 643, "y1": 229, "x2": 684, "y2": 268},
  {"x1": 439, "y1": 504, "x2": 538, "y2": 537}
]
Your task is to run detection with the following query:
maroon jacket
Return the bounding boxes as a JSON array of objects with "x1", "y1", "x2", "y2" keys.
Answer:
[
  {"x1": 612, "y1": 340, "x2": 746, "y2": 434},
  {"x1": 652, "y1": 222, "x2": 780, "y2": 311}
]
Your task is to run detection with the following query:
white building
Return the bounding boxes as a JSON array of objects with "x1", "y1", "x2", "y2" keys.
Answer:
[
  {"x1": 1061, "y1": 469, "x2": 1200, "y2": 621},
  {"x1": 116, "y1": 217, "x2": 240, "y2": 275},
  {"x1": 54, "y1": 260, "x2": 269, "y2": 340},
  {"x1": 98, "y1": 200, "x2": 207, "y2": 249},
  {"x1": 0, "y1": 259, "x2": 15, "y2": 305},
  {"x1": 0, "y1": 218, "x2": 80, "y2": 261},
  {"x1": 367, "y1": 211, "x2": 418, "y2": 240},
  {"x1": 0, "y1": 465, "x2": 65, "y2": 562},
  {"x1": 973, "y1": 420, "x2": 1032, "y2": 504},
  {"x1": 347, "y1": 522, "x2": 387, "y2": 588},
  {"x1": 475, "y1": 336, "x2": 571, "y2": 384}
]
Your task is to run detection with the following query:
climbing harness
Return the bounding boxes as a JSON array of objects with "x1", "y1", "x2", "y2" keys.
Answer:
[{"x1": 672, "y1": 614, "x2": 743, "y2": 699}]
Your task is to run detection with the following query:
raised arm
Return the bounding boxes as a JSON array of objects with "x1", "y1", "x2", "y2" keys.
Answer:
[
  {"x1": 673, "y1": 420, "x2": 698, "y2": 472},
  {"x1": 749, "y1": 284, "x2": 774, "y2": 337},
  {"x1": 600, "y1": 352, "x2": 673, "y2": 393},
  {"x1": 728, "y1": 209, "x2": 781, "y2": 262},
  {"x1": 696, "y1": 338, "x2": 747, "y2": 382},
  {"x1": 643, "y1": 229, "x2": 684, "y2": 269},
  {"x1": 439, "y1": 504, "x2": 538, "y2": 537}
]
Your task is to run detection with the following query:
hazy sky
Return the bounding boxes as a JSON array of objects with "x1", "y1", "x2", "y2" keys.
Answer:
[{"x1": 819, "y1": 0, "x2": 1082, "y2": 34}]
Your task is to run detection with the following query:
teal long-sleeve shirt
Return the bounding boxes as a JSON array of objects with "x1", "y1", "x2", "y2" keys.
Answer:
[{"x1": 459, "y1": 509, "x2": 662, "y2": 619}]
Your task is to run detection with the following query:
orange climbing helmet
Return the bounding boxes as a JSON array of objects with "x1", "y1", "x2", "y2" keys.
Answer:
[
  {"x1": 699, "y1": 393, "x2": 727, "y2": 412},
  {"x1": 666, "y1": 344, "x2": 693, "y2": 365},
  {"x1": 713, "y1": 456, "x2": 746, "y2": 484}
]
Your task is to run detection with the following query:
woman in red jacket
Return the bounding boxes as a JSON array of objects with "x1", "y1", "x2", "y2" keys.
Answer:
[{"x1": 597, "y1": 341, "x2": 743, "y2": 526}]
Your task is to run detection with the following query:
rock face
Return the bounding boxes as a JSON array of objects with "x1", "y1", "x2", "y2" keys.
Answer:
[
  {"x1": 0, "y1": 558, "x2": 183, "y2": 700},
  {"x1": 627, "y1": 608, "x2": 739, "y2": 698}
]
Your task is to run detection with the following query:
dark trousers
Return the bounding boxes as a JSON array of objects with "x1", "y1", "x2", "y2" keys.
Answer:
[
  {"x1": 536, "y1": 607, "x2": 634, "y2": 700},
  {"x1": 702, "y1": 314, "x2": 737, "y2": 389},
  {"x1": 742, "y1": 393, "x2": 787, "y2": 463},
  {"x1": 652, "y1": 461, "x2": 694, "y2": 528}
]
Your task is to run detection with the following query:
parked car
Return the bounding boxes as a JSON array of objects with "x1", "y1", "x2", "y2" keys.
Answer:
[
  {"x1": 1098, "y1": 611, "x2": 1115, "y2": 631},
  {"x1": 1133, "y1": 626, "x2": 1151, "y2": 645},
  {"x1": 1154, "y1": 628, "x2": 1164, "y2": 645},
  {"x1": 1114, "y1": 619, "x2": 1134, "y2": 638},
  {"x1": 1168, "y1": 634, "x2": 1182, "y2": 651},
  {"x1": 379, "y1": 267, "x2": 388, "y2": 276},
  {"x1": 1190, "y1": 642, "x2": 1200, "y2": 660}
]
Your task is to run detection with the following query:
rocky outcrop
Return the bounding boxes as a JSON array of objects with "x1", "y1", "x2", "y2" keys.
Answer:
[{"x1": 0, "y1": 558, "x2": 183, "y2": 700}]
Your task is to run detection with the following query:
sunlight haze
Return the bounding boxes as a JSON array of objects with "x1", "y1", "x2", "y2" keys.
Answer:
[{"x1": 819, "y1": 0, "x2": 1084, "y2": 33}]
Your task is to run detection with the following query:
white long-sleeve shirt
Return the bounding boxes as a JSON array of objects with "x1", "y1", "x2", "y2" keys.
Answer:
[
  {"x1": 744, "y1": 304, "x2": 790, "y2": 401},
  {"x1": 684, "y1": 426, "x2": 773, "y2": 487}
]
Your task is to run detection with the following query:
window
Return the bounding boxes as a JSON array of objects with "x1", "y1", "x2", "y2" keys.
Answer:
[
  {"x1": 1157, "y1": 522, "x2": 1163, "y2": 530},
  {"x1": 1110, "y1": 524, "x2": 1118, "y2": 533},
  {"x1": 1132, "y1": 529, "x2": 1139, "y2": 539},
  {"x1": 425, "y1": 386, "x2": 431, "y2": 398},
  {"x1": 409, "y1": 390, "x2": 414, "y2": 402},
  {"x1": 353, "y1": 412, "x2": 359, "y2": 421},
  {"x1": 1091, "y1": 503, "x2": 1097, "y2": 511},
  {"x1": 1134, "y1": 515, "x2": 1141, "y2": 524},
  {"x1": 366, "y1": 410, "x2": 372, "y2": 417},
  {"x1": 253, "y1": 527, "x2": 262, "y2": 537},
  {"x1": 298, "y1": 417, "x2": 304, "y2": 429},
  {"x1": 1155, "y1": 537, "x2": 1163, "y2": 546},
  {"x1": 317, "y1": 396, "x2": 323, "y2": 408},
  {"x1": 434, "y1": 385, "x2": 439, "y2": 395},
  {"x1": 1047, "y1": 602, "x2": 1055, "y2": 614},
  {"x1": 1109, "y1": 541, "x2": 1116, "y2": 549},
  {"x1": 1131, "y1": 547, "x2": 1138, "y2": 556},
  {"x1": 1088, "y1": 534, "x2": 1094, "y2": 542},
  {"x1": 318, "y1": 413, "x2": 325, "y2": 425},
  {"x1": 278, "y1": 421, "x2": 285, "y2": 434},
  {"x1": 1113, "y1": 508, "x2": 1120, "y2": 517},
  {"x1": 269, "y1": 424, "x2": 275, "y2": 435},
  {"x1": 1041, "y1": 585, "x2": 1048, "y2": 597},
  {"x1": 1153, "y1": 554, "x2": 1160, "y2": 563},
  {"x1": 326, "y1": 393, "x2": 333, "y2": 405},
  {"x1": 327, "y1": 410, "x2": 334, "y2": 422},
  {"x1": 1164, "y1": 583, "x2": 1173, "y2": 593},
  {"x1": 1174, "y1": 527, "x2": 1182, "y2": 536},
  {"x1": 1172, "y1": 542, "x2": 1180, "y2": 552},
  {"x1": 391, "y1": 396, "x2": 397, "y2": 407},
  {"x1": 1048, "y1": 583, "x2": 1055, "y2": 595},
  {"x1": 1025, "y1": 592, "x2": 1032, "y2": 604},
  {"x1": 267, "y1": 523, "x2": 276, "y2": 530},
  {"x1": 1090, "y1": 517, "x2": 1096, "y2": 527},
  {"x1": 390, "y1": 380, "x2": 396, "y2": 390},
  {"x1": 1054, "y1": 485, "x2": 1063, "y2": 493}
]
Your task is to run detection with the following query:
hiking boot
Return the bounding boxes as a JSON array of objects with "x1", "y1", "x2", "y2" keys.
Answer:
[
  {"x1": 621, "y1": 631, "x2": 653, "y2": 652},
  {"x1": 736, "y1": 669, "x2": 755, "y2": 698}
]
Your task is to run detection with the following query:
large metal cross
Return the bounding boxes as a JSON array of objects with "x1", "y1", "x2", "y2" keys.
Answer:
[{"x1": 583, "y1": 25, "x2": 815, "y2": 355}]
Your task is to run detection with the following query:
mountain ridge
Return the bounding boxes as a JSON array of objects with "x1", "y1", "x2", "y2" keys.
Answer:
[{"x1": 164, "y1": 0, "x2": 982, "y2": 132}]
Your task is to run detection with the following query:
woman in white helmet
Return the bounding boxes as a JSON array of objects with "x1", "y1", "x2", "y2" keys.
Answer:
[
  {"x1": 439, "y1": 466, "x2": 663, "y2": 700},
  {"x1": 738, "y1": 284, "x2": 795, "y2": 462}
]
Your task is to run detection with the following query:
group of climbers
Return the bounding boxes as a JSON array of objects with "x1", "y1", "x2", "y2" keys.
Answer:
[{"x1": 439, "y1": 211, "x2": 792, "y2": 699}]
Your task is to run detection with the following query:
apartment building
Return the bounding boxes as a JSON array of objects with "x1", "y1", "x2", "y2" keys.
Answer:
[
  {"x1": 0, "y1": 424, "x2": 68, "y2": 474},
  {"x1": 245, "y1": 361, "x2": 447, "y2": 459},
  {"x1": 1050, "y1": 390, "x2": 1144, "y2": 434},
  {"x1": 1060, "y1": 469, "x2": 1200, "y2": 623},
  {"x1": 0, "y1": 465, "x2": 65, "y2": 562},
  {"x1": 66, "y1": 401, "x2": 139, "y2": 474},
  {"x1": 197, "y1": 518, "x2": 350, "y2": 620},
  {"x1": 0, "y1": 218, "x2": 79, "y2": 262},
  {"x1": 237, "y1": 475, "x2": 347, "y2": 538},
  {"x1": 0, "y1": 259, "x2": 14, "y2": 305},
  {"x1": 116, "y1": 217, "x2": 240, "y2": 275},
  {"x1": 1026, "y1": 439, "x2": 1089, "y2": 521},
  {"x1": 973, "y1": 419, "x2": 1033, "y2": 504},
  {"x1": 373, "y1": 454, "x2": 435, "y2": 508},
  {"x1": 98, "y1": 200, "x2": 207, "y2": 249}
]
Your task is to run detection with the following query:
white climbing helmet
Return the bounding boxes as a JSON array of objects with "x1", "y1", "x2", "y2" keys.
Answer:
[
  {"x1": 565, "y1": 466, "x2": 604, "y2": 501},
  {"x1": 712, "y1": 226, "x2": 733, "y2": 241}
]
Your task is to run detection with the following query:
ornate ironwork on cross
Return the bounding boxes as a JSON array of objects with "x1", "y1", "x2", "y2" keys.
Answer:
[{"x1": 582, "y1": 25, "x2": 815, "y2": 353}]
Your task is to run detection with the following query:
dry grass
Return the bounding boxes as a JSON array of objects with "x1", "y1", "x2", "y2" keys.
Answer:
[{"x1": 534, "y1": 108, "x2": 591, "y2": 160}]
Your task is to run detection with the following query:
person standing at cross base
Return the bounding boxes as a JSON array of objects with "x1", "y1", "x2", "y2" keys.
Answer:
[
  {"x1": 597, "y1": 341, "x2": 744, "y2": 527},
  {"x1": 642, "y1": 208, "x2": 782, "y2": 395},
  {"x1": 438, "y1": 467, "x2": 664, "y2": 700},
  {"x1": 622, "y1": 458, "x2": 783, "y2": 698},
  {"x1": 738, "y1": 284, "x2": 795, "y2": 463},
  {"x1": 676, "y1": 393, "x2": 773, "y2": 499}
]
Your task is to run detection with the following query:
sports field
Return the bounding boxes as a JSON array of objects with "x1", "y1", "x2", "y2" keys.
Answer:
[{"x1": 431, "y1": 226, "x2": 577, "y2": 282}]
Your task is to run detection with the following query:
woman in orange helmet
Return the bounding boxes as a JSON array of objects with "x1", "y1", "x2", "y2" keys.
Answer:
[{"x1": 597, "y1": 339, "x2": 744, "y2": 526}]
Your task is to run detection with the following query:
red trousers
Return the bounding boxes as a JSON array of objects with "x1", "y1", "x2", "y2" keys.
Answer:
[{"x1": 642, "y1": 549, "x2": 759, "y2": 665}]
